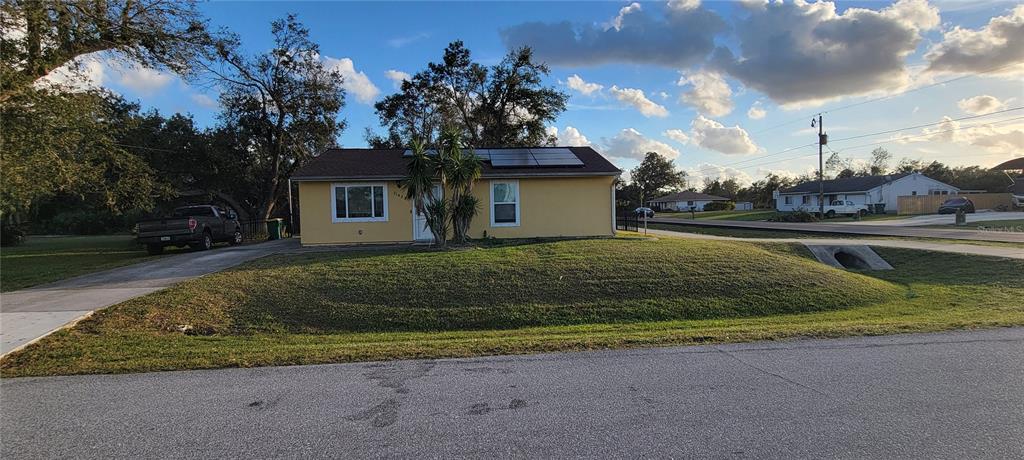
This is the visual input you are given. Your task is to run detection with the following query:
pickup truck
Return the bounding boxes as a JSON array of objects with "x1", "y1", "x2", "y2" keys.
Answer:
[
  {"x1": 823, "y1": 200, "x2": 870, "y2": 218},
  {"x1": 137, "y1": 205, "x2": 243, "y2": 254}
]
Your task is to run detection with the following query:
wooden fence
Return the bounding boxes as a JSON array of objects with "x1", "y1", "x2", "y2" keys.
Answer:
[{"x1": 897, "y1": 193, "x2": 1013, "y2": 215}]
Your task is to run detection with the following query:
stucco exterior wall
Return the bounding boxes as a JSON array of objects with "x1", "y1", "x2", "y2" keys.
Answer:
[
  {"x1": 298, "y1": 181, "x2": 414, "y2": 245},
  {"x1": 298, "y1": 176, "x2": 615, "y2": 245}
]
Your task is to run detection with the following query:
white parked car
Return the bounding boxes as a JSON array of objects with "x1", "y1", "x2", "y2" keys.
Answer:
[{"x1": 823, "y1": 200, "x2": 869, "y2": 218}]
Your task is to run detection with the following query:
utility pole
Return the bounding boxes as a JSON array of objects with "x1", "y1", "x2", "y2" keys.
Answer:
[{"x1": 815, "y1": 114, "x2": 826, "y2": 217}]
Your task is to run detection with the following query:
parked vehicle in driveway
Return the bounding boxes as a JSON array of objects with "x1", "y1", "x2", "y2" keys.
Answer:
[
  {"x1": 136, "y1": 205, "x2": 243, "y2": 254},
  {"x1": 634, "y1": 207, "x2": 655, "y2": 218},
  {"x1": 937, "y1": 197, "x2": 976, "y2": 214},
  {"x1": 823, "y1": 200, "x2": 869, "y2": 218}
]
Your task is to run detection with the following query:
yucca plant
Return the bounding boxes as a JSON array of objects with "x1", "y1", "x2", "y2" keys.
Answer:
[{"x1": 399, "y1": 129, "x2": 482, "y2": 246}]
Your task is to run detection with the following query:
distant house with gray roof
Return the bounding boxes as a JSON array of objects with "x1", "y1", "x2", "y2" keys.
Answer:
[{"x1": 775, "y1": 172, "x2": 959, "y2": 213}]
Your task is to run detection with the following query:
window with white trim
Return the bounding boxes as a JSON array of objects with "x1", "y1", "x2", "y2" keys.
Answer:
[
  {"x1": 332, "y1": 183, "x2": 388, "y2": 222},
  {"x1": 784, "y1": 196, "x2": 792, "y2": 205},
  {"x1": 490, "y1": 180, "x2": 520, "y2": 227}
]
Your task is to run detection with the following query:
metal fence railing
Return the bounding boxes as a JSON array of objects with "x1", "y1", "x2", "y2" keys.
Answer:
[
  {"x1": 616, "y1": 213, "x2": 640, "y2": 232},
  {"x1": 238, "y1": 219, "x2": 291, "y2": 241}
]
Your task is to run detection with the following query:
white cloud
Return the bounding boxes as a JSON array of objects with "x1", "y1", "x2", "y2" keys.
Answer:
[
  {"x1": 714, "y1": 0, "x2": 940, "y2": 106},
  {"x1": 38, "y1": 56, "x2": 106, "y2": 91},
  {"x1": 917, "y1": 115, "x2": 1024, "y2": 155},
  {"x1": 957, "y1": 95, "x2": 1007, "y2": 115},
  {"x1": 384, "y1": 70, "x2": 411, "y2": 89},
  {"x1": 387, "y1": 32, "x2": 430, "y2": 48},
  {"x1": 663, "y1": 129, "x2": 690, "y2": 145},
  {"x1": 323, "y1": 57, "x2": 380, "y2": 104},
  {"x1": 685, "y1": 163, "x2": 755, "y2": 187},
  {"x1": 566, "y1": 74, "x2": 603, "y2": 96},
  {"x1": 657, "y1": 91, "x2": 670, "y2": 100},
  {"x1": 606, "y1": 2, "x2": 643, "y2": 31},
  {"x1": 547, "y1": 126, "x2": 592, "y2": 146},
  {"x1": 925, "y1": 5, "x2": 1024, "y2": 75},
  {"x1": 677, "y1": 70, "x2": 733, "y2": 117},
  {"x1": 190, "y1": 93, "x2": 218, "y2": 109},
  {"x1": 602, "y1": 128, "x2": 681, "y2": 160},
  {"x1": 609, "y1": 86, "x2": 670, "y2": 118},
  {"x1": 689, "y1": 115, "x2": 760, "y2": 155},
  {"x1": 501, "y1": 1, "x2": 725, "y2": 67},
  {"x1": 115, "y1": 64, "x2": 173, "y2": 94},
  {"x1": 747, "y1": 101, "x2": 767, "y2": 120},
  {"x1": 667, "y1": 0, "x2": 701, "y2": 12}
]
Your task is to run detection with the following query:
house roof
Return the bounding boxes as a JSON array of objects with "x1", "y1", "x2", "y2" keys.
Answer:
[
  {"x1": 649, "y1": 191, "x2": 730, "y2": 202},
  {"x1": 992, "y1": 157, "x2": 1024, "y2": 171},
  {"x1": 291, "y1": 146, "x2": 621, "y2": 180},
  {"x1": 779, "y1": 173, "x2": 914, "y2": 194}
]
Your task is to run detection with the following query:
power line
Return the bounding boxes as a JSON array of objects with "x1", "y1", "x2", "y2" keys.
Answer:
[
  {"x1": 684, "y1": 115, "x2": 1024, "y2": 179},
  {"x1": 749, "y1": 61, "x2": 1021, "y2": 136},
  {"x1": 827, "y1": 107, "x2": 1023, "y2": 144}
]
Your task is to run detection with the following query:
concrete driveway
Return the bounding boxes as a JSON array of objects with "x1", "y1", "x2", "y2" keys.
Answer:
[
  {"x1": 2, "y1": 328, "x2": 1022, "y2": 459},
  {"x1": 0, "y1": 239, "x2": 297, "y2": 356}
]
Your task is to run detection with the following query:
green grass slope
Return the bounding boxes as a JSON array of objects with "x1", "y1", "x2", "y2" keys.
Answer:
[{"x1": 67, "y1": 238, "x2": 902, "y2": 335}]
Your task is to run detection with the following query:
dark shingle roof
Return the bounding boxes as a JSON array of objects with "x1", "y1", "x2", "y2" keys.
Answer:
[
  {"x1": 649, "y1": 191, "x2": 730, "y2": 202},
  {"x1": 292, "y1": 147, "x2": 621, "y2": 180},
  {"x1": 779, "y1": 173, "x2": 913, "y2": 194},
  {"x1": 993, "y1": 157, "x2": 1024, "y2": 171}
]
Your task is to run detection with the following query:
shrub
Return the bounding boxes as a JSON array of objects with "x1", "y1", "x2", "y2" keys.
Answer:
[
  {"x1": 46, "y1": 210, "x2": 118, "y2": 235},
  {"x1": 768, "y1": 210, "x2": 819, "y2": 222},
  {"x1": 1, "y1": 222, "x2": 27, "y2": 246},
  {"x1": 703, "y1": 201, "x2": 735, "y2": 211}
]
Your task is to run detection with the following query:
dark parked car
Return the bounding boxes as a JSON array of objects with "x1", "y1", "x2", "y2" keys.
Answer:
[
  {"x1": 136, "y1": 205, "x2": 243, "y2": 254},
  {"x1": 937, "y1": 197, "x2": 975, "y2": 214},
  {"x1": 634, "y1": 207, "x2": 655, "y2": 218}
]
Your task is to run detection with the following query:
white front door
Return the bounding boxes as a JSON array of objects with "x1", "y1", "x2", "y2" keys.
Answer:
[{"x1": 413, "y1": 185, "x2": 442, "y2": 242}]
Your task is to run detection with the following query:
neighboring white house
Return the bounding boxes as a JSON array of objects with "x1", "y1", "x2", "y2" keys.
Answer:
[
  {"x1": 775, "y1": 172, "x2": 959, "y2": 213},
  {"x1": 649, "y1": 191, "x2": 730, "y2": 211}
]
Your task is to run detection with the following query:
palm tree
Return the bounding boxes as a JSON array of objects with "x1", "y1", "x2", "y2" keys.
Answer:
[
  {"x1": 441, "y1": 132, "x2": 482, "y2": 243},
  {"x1": 400, "y1": 138, "x2": 447, "y2": 245},
  {"x1": 399, "y1": 130, "x2": 482, "y2": 246}
]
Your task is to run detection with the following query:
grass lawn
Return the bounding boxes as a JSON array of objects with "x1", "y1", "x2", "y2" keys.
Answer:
[
  {"x1": 0, "y1": 235, "x2": 188, "y2": 292},
  {"x1": 3, "y1": 237, "x2": 1022, "y2": 377}
]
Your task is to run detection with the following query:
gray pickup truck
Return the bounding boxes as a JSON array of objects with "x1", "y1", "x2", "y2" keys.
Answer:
[{"x1": 136, "y1": 205, "x2": 243, "y2": 255}]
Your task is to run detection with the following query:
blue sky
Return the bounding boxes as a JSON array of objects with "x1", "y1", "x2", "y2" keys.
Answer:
[{"x1": 78, "y1": 0, "x2": 1024, "y2": 185}]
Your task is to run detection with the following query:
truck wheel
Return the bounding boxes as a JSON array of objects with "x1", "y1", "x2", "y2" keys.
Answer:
[
  {"x1": 825, "y1": 210, "x2": 836, "y2": 218},
  {"x1": 859, "y1": 209, "x2": 868, "y2": 216},
  {"x1": 200, "y1": 232, "x2": 213, "y2": 250},
  {"x1": 229, "y1": 229, "x2": 243, "y2": 246},
  {"x1": 146, "y1": 244, "x2": 164, "y2": 255}
]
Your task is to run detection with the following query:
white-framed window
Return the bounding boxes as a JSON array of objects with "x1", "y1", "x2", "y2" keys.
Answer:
[
  {"x1": 331, "y1": 183, "x2": 388, "y2": 223},
  {"x1": 784, "y1": 196, "x2": 792, "y2": 205},
  {"x1": 801, "y1": 195, "x2": 810, "y2": 204},
  {"x1": 490, "y1": 180, "x2": 520, "y2": 227}
]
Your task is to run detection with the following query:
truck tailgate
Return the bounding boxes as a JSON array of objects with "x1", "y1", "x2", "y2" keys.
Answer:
[{"x1": 137, "y1": 218, "x2": 192, "y2": 237}]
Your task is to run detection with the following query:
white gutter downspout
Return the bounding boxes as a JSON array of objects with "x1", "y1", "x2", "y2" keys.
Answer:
[
  {"x1": 611, "y1": 183, "x2": 617, "y2": 234},
  {"x1": 287, "y1": 178, "x2": 295, "y2": 236}
]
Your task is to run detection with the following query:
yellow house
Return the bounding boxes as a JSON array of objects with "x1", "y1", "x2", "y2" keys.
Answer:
[{"x1": 292, "y1": 147, "x2": 621, "y2": 245}]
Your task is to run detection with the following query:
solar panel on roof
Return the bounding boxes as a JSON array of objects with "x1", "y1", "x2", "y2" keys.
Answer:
[
  {"x1": 531, "y1": 148, "x2": 584, "y2": 166},
  {"x1": 490, "y1": 149, "x2": 538, "y2": 167}
]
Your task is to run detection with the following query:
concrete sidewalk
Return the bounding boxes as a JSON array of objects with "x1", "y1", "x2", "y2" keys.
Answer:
[
  {"x1": 0, "y1": 239, "x2": 298, "y2": 356},
  {"x1": 650, "y1": 217, "x2": 1024, "y2": 243},
  {"x1": 646, "y1": 228, "x2": 1024, "y2": 259}
]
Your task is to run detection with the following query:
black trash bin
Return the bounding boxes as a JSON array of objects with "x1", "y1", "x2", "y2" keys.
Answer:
[{"x1": 266, "y1": 218, "x2": 284, "y2": 240}]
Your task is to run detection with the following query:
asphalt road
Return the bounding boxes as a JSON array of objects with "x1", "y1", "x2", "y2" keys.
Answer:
[
  {"x1": 0, "y1": 239, "x2": 297, "y2": 355},
  {"x1": 3, "y1": 328, "x2": 1023, "y2": 459},
  {"x1": 649, "y1": 217, "x2": 1024, "y2": 243}
]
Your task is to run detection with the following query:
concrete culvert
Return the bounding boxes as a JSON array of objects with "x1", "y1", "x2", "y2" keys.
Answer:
[
  {"x1": 804, "y1": 244, "x2": 894, "y2": 270},
  {"x1": 834, "y1": 250, "x2": 871, "y2": 270}
]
